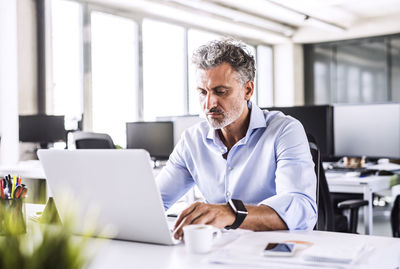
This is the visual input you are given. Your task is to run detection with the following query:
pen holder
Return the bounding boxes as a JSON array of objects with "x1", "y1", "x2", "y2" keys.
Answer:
[{"x1": 0, "y1": 199, "x2": 26, "y2": 235}]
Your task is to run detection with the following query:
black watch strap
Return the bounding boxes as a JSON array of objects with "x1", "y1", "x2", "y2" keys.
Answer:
[{"x1": 225, "y1": 199, "x2": 248, "y2": 230}]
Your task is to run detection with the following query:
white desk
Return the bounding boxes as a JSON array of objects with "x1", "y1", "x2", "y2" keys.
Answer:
[
  {"x1": 87, "y1": 230, "x2": 400, "y2": 269},
  {"x1": 326, "y1": 173, "x2": 391, "y2": 235},
  {"x1": 3, "y1": 161, "x2": 392, "y2": 235},
  {"x1": 0, "y1": 160, "x2": 45, "y2": 179}
]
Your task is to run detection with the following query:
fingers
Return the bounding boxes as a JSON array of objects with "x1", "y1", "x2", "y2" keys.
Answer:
[
  {"x1": 173, "y1": 202, "x2": 207, "y2": 240},
  {"x1": 173, "y1": 202, "x2": 200, "y2": 230},
  {"x1": 173, "y1": 203, "x2": 233, "y2": 240}
]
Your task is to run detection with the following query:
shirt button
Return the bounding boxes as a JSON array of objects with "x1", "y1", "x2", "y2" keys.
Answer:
[
  {"x1": 220, "y1": 149, "x2": 225, "y2": 153},
  {"x1": 228, "y1": 166, "x2": 233, "y2": 171},
  {"x1": 226, "y1": 192, "x2": 231, "y2": 197}
]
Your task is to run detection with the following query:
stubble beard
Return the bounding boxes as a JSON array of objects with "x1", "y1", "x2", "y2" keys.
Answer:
[{"x1": 206, "y1": 99, "x2": 246, "y2": 130}]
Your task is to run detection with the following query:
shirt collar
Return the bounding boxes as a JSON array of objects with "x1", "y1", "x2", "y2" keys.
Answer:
[
  {"x1": 206, "y1": 101, "x2": 267, "y2": 144},
  {"x1": 247, "y1": 101, "x2": 267, "y2": 131}
]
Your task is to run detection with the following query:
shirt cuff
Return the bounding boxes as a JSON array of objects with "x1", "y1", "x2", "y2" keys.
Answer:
[{"x1": 259, "y1": 193, "x2": 317, "y2": 230}]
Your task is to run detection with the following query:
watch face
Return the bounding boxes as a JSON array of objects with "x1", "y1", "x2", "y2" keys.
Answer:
[{"x1": 231, "y1": 199, "x2": 247, "y2": 214}]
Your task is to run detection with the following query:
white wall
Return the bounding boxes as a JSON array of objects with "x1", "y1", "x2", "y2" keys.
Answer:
[
  {"x1": 18, "y1": 0, "x2": 38, "y2": 115},
  {"x1": 273, "y1": 43, "x2": 304, "y2": 107},
  {"x1": 0, "y1": 0, "x2": 19, "y2": 164}
]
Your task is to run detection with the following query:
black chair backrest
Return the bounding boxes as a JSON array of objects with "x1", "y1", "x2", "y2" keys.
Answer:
[
  {"x1": 75, "y1": 138, "x2": 114, "y2": 149},
  {"x1": 391, "y1": 195, "x2": 400, "y2": 237},
  {"x1": 72, "y1": 131, "x2": 115, "y2": 149},
  {"x1": 308, "y1": 134, "x2": 335, "y2": 231}
]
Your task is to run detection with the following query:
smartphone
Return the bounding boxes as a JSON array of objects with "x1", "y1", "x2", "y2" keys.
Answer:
[{"x1": 263, "y1": 242, "x2": 296, "y2": 257}]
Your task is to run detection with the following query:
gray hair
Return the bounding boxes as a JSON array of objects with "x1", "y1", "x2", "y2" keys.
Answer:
[{"x1": 191, "y1": 39, "x2": 256, "y2": 85}]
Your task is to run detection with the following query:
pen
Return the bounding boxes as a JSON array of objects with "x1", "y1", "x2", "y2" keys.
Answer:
[
  {"x1": 0, "y1": 179, "x2": 4, "y2": 199},
  {"x1": 14, "y1": 186, "x2": 22, "y2": 199},
  {"x1": 11, "y1": 175, "x2": 16, "y2": 199},
  {"x1": 20, "y1": 187, "x2": 28, "y2": 199},
  {"x1": 5, "y1": 176, "x2": 11, "y2": 198}
]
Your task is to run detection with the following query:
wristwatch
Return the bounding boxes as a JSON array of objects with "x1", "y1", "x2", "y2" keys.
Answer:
[{"x1": 225, "y1": 199, "x2": 248, "y2": 230}]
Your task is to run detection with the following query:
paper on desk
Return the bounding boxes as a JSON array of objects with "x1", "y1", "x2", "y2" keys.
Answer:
[
  {"x1": 302, "y1": 242, "x2": 368, "y2": 265},
  {"x1": 367, "y1": 162, "x2": 400, "y2": 171},
  {"x1": 205, "y1": 232, "x2": 371, "y2": 269}
]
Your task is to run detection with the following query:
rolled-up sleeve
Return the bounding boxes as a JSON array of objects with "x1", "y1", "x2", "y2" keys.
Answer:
[
  {"x1": 259, "y1": 119, "x2": 317, "y2": 230},
  {"x1": 156, "y1": 138, "x2": 195, "y2": 211}
]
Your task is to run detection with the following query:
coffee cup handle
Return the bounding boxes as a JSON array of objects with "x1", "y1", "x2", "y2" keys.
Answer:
[{"x1": 212, "y1": 228, "x2": 222, "y2": 240}]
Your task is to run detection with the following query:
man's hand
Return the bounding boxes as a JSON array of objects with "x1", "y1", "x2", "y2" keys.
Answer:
[
  {"x1": 173, "y1": 202, "x2": 288, "y2": 240},
  {"x1": 173, "y1": 202, "x2": 235, "y2": 240}
]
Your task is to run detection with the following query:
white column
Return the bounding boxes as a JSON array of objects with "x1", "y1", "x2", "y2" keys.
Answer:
[
  {"x1": 0, "y1": 0, "x2": 19, "y2": 165},
  {"x1": 273, "y1": 43, "x2": 304, "y2": 106}
]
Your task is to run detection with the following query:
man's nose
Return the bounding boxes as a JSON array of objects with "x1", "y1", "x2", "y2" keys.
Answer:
[{"x1": 205, "y1": 92, "x2": 218, "y2": 110}]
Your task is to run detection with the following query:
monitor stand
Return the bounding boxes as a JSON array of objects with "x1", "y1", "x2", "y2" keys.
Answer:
[
  {"x1": 39, "y1": 142, "x2": 51, "y2": 149},
  {"x1": 33, "y1": 142, "x2": 53, "y2": 160}
]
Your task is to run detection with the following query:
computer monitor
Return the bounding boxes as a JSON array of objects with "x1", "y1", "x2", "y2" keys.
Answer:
[
  {"x1": 264, "y1": 105, "x2": 334, "y2": 160},
  {"x1": 157, "y1": 115, "x2": 206, "y2": 145},
  {"x1": 126, "y1": 121, "x2": 174, "y2": 160},
  {"x1": 19, "y1": 115, "x2": 66, "y2": 148},
  {"x1": 334, "y1": 103, "x2": 400, "y2": 159}
]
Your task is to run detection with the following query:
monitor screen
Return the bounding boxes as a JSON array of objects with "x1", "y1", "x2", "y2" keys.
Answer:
[
  {"x1": 126, "y1": 121, "x2": 174, "y2": 160},
  {"x1": 157, "y1": 115, "x2": 206, "y2": 145},
  {"x1": 264, "y1": 105, "x2": 334, "y2": 159},
  {"x1": 334, "y1": 103, "x2": 400, "y2": 159},
  {"x1": 19, "y1": 115, "x2": 66, "y2": 144}
]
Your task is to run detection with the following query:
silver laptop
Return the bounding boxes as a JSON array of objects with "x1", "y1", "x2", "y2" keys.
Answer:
[{"x1": 38, "y1": 149, "x2": 179, "y2": 245}]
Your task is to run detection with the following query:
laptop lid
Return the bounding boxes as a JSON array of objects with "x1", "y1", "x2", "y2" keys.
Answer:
[{"x1": 37, "y1": 149, "x2": 177, "y2": 245}]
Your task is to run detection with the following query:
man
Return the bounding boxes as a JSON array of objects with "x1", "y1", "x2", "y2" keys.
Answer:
[{"x1": 156, "y1": 39, "x2": 317, "y2": 240}]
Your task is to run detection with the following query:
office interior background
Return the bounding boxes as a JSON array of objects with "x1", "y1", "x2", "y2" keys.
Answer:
[
  {"x1": 1, "y1": 0, "x2": 400, "y2": 156},
  {"x1": 1, "y1": 0, "x2": 400, "y2": 236}
]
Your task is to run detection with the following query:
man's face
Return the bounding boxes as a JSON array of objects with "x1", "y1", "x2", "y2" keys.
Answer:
[{"x1": 196, "y1": 63, "x2": 251, "y2": 129}]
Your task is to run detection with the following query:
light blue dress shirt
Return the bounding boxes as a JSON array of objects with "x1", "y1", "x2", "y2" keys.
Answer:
[{"x1": 156, "y1": 102, "x2": 317, "y2": 230}]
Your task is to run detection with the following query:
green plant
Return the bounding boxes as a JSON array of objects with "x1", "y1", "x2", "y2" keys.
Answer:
[{"x1": 0, "y1": 201, "x2": 103, "y2": 269}]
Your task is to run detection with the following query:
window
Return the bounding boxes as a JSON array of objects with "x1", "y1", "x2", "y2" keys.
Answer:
[
  {"x1": 256, "y1": 45, "x2": 273, "y2": 107},
  {"x1": 142, "y1": 19, "x2": 185, "y2": 120},
  {"x1": 50, "y1": 0, "x2": 83, "y2": 130},
  {"x1": 49, "y1": 4, "x2": 275, "y2": 145},
  {"x1": 391, "y1": 37, "x2": 400, "y2": 102},
  {"x1": 336, "y1": 40, "x2": 387, "y2": 103},
  {"x1": 91, "y1": 12, "x2": 139, "y2": 147},
  {"x1": 305, "y1": 34, "x2": 400, "y2": 105}
]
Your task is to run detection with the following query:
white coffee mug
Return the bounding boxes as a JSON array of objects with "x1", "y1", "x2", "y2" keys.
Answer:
[{"x1": 183, "y1": 224, "x2": 221, "y2": 254}]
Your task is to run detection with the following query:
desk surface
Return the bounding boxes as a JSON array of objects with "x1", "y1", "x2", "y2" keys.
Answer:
[
  {"x1": 0, "y1": 160, "x2": 45, "y2": 178},
  {"x1": 326, "y1": 174, "x2": 391, "y2": 190},
  {"x1": 25, "y1": 202, "x2": 399, "y2": 268},
  {"x1": 87, "y1": 230, "x2": 400, "y2": 269}
]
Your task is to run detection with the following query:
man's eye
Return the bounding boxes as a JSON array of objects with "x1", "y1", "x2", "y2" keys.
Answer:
[
  {"x1": 198, "y1": 90, "x2": 207, "y2": 96},
  {"x1": 215, "y1": 90, "x2": 225, "y2": 95}
]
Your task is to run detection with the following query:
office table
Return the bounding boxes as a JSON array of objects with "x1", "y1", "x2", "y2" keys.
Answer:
[
  {"x1": 87, "y1": 230, "x2": 400, "y2": 269},
  {"x1": 2, "y1": 161, "x2": 392, "y2": 234},
  {"x1": 0, "y1": 160, "x2": 45, "y2": 179},
  {"x1": 326, "y1": 173, "x2": 391, "y2": 235}
]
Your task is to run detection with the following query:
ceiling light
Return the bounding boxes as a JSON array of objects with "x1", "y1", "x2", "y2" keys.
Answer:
[{"x1": 167, "y1": 0, "x2": 296, "y2": 36}]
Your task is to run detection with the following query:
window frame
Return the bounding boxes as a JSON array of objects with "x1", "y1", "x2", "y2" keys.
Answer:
[
  {"x1": 46, "y1": 0, "x2": 274, "y2": 129},
  {"x1": 304, "y1": 33, "x2": 400, "y2": 105}
]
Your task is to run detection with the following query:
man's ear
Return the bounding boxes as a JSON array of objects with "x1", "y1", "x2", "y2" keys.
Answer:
[{"x1": 243, "y1": 81, "x2": 254, "y2": 101}]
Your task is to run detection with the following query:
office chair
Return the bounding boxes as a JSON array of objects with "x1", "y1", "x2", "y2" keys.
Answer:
[
  {"x1": 71, "y1": 131, "x2": 115, "y2": 149},
  {"x1": 391, "y1": 194, "x2": 400, "y2": 237},
  {"x1": 308, "y1": 134, "x2": 368, "y2": 233}
]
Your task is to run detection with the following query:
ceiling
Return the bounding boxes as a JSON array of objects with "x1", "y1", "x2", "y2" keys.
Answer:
[{"x1": 86, "y1": 0, "x2": 400, "y2": 44}]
